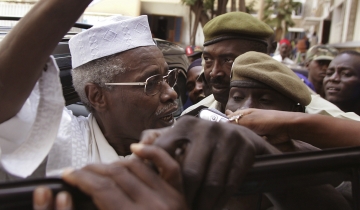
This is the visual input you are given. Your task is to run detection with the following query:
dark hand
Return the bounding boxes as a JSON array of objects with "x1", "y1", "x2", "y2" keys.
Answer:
[
  {"x1": 62, "y1": 152, "x2": 186, "y2": 210},
  {"x1": 226, "y1": 108, "x2": 292, "y2": 145},
  {"x1": 140, "y1": 116, "x2": 280, "y2": 210},
  {"x1": 33, "y1": 145, "x2": 187, "y2": 210},
  {"x1": 33, "y1": 187, "x2": 72, "y2": 210}
]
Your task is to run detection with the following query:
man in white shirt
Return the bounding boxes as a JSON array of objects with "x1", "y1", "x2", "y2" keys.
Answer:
[
  {"x1": 272, "y1": 38, "x2": 295, "y2": 65},
  {"x1": 0, "y1": 1, "x2": 178, "y2": 180}
]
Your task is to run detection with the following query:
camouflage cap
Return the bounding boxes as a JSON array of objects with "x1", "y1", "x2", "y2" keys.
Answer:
[
  {"x1": 203, "y1": 12, "x2": 274, "y2": 46},
  {"x1": 306, "y1": 45, "x2": 338, "y2": 62}
]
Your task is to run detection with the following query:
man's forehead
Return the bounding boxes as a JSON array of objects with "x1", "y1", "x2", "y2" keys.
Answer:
[
  {"x1": 187, "y1": 66, "x2": 203, "y2": 79},
  {"x1": 117, "y1": 47, "x2": 166, "y2": 66},
  {"x1": 203, "y1": 39, "x2": 253, "y2": 55},
  {"x1": 330, "y1": 55, "x2": 356, "y2": 67}
]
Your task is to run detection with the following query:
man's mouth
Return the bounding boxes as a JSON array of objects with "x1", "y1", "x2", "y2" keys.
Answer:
[
  {"x1": 156, "y1": 102, "x2": 178, "y2": 116},
  {"x1": 199, "y1": 93, "x2": 206, "y2": 98},
  {"x1": 209, "y1": 78, "x2": 229, "y2": 89},
  {"x1": 160, "y1": 114, "x2": 174, "y2": 122},
  {"x1": 212, "y1": 85, "x2": 229, "y2": 94},
  {"x1": 157, "y1": 103, "x2": 178, "y2": 124},
  {"x1": 326, "y1": 87, "x2": 341, "y2": 93},
  {"x1": 211, "y1": 83, "x2": 229, "y2": 90}
]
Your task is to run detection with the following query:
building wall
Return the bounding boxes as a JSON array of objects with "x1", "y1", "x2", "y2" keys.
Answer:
[
  {"x1": 354, "y1": 0, "x2": 360, "y2": 42},
  {"x1": 140, "y1": 1, "x2": 204, "y2": 46},
  {"x1": 327, "y1": 0, "x2": 360, "y2": 44},
  {"x1": 329, "y1": 2, "x2": 345, "y2": 44},
  {"x1": 85, "y1": 0, "x2": 140, "y2": 16},
  {"x1": 346, "y1": 0, "x2": 358, "y2": 41},
  {"x1": 0, "y1": 1, "x2": 35, "y2": 27}
]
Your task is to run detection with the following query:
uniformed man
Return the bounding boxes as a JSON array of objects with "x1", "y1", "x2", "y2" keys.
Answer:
[
  {"x1": 181, "y1": 12, "x2": 360, "y2": 121},
  {"x1": 222, "y1": 51, "x2": 351, "y2": 210},
  {"x1": 306, "y1": 45, "x2": 338, "y2": 97}
]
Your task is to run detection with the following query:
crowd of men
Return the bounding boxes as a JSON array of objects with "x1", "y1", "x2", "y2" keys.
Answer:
[{"x1": 1, "y1": 0, "x2": 360, "y2": 209}]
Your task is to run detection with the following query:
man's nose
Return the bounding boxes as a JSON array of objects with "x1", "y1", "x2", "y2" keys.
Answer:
[
  {"x1": 328, "y1": 72, "x2": 341, "y2": 82},
  {"x1": 210, "y1": 60, "x2": 225, "y2": 78},
  {"x1": 194, "y1": 82, "x2": 203, "y2": 93},
  {"x1": 160, "y1": 82, "x2": 178, "y2": 102},
  {"x1": 238, "y1": 98, "x2": 255, "y2": 110}
]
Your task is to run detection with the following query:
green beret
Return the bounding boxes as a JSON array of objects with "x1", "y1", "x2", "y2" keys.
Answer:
[
  {"x1": 203, "y1": 12, "x2": 274, "y2": 46},
  {"x1": 230, "y1": 51, "x2": 311, "y2": 106}
]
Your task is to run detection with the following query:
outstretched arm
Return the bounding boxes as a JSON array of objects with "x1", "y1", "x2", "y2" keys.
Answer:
[
  {"x1": 226, "y1": 108, "x2": 360, "y2": 149},
  {"x1": 0, "y1": 0, "x2": 92, "y2": 123}
]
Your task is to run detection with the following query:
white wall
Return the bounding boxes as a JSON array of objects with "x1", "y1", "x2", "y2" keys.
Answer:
[
  {"x1": 329, "y1": 3, "x2": 344, "y2": 43},
  {"x1": 86, "y1": 0, "x2": 140, "y2": 16},
  {"x1": 353, "y1": 0, "x2": 360, "y2": 41},
  {"x1": 141, "y1": 1, "x2": 204, "y2": 47},
  {"x1": 0, "y1": 2, "x2": 34, "y2": 27}
]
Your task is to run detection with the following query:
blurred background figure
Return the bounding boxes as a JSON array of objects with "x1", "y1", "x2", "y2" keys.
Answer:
[
  {"x1": 310, "y1": 32, "x2": 318, "y2": 47},
  {"x1": 306, "y1": 45, "x2": 338, "y2": 97},
  {"x1": 273, "y1": 38, "x2": 295, "y2": 65},
  {"x1": 294, "y1": 38, "x2": 308, "y2": 66},
  {"x1": 186, "y1": 45, "x2": 203, "y2": 63},
  {"x1": 186, "y1": 58, "x2": 206, "y2": 104}
]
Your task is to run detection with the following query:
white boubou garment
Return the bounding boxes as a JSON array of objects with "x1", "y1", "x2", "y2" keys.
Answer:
[{"x1": 0, "y1": 57, "x2": 129, "y2": 181}]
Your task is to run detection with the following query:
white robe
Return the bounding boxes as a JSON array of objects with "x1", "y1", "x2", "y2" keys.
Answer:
[
  {"x1": 272, "y1": 54, "x2": 295, "y2": 65},
  {"x1": 0, "y1": 57, "x2": 127, "y2": 180}
]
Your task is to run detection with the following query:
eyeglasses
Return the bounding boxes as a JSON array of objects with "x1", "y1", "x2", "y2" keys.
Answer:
[{"x1": 105, "y1": 69, "x2": 178, "y2": 96}]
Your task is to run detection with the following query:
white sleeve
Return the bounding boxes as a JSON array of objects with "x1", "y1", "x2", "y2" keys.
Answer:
[
  {"x1": 306, "y1": 94, "x2": 360, "y2": 121},
  {"x1": 0, "y1": 57, "x2": 65, "y2": 178}
]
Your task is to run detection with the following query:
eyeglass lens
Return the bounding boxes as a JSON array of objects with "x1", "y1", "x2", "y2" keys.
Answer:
[{"x1": 145, "y1": 70, "x2": 178, "y2": 95}]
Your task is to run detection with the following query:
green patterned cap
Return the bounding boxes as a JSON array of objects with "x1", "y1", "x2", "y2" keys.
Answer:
[{"x1": 306, "y1": 45, "x2": 338, "y2": 62}]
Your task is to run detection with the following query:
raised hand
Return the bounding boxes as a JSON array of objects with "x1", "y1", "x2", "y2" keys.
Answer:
[{"x1": 139, "y1": 116, "x2": 280, "y2": 210}]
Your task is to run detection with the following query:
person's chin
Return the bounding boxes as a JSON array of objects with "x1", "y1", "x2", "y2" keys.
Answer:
[
  {"x1": 212, "y1": 87, "x2": 229, "y2": 103},
  {"x1": 195, "y1": 97, "x2": 206, "y2": 103},
  {"x1": 325, "y1": 94, "x2": 341, "y2": 104},
  {"x1": 194, "y1": 93, "x2": 206, "y2": 103},
  {"x1": 156, "y1": 114, "x2": 175, "y2": 128}
]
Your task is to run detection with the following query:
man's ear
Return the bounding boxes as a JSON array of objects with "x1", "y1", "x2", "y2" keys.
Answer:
[{"x1": 85, "y1": 83, "x2": 108, "y2": 112}]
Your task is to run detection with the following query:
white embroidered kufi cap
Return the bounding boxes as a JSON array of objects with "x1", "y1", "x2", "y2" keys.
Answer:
[{"x1": 69, "y1": 15, "x2": 155, "y2": 69}]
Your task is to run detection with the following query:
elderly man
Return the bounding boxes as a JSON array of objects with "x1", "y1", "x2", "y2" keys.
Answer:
[
  {"x1": 0, "y1": 2, "x2": 179, "y2": 179},
  {"x1": 306, "y1": 45, "x2": 338, "y2": 97},
  {"x1": 324, "y1": 51, "x2": 360, "y2": 115},
  {"x1": 182, "y1": 12, "x2": 360, "y2": 121},
  {"x1": 0, "y1": 1, "x2": 354, "y2": 209},
  {"x1": 0, "y1": 1, "x2": 289, "y2": 209}
]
